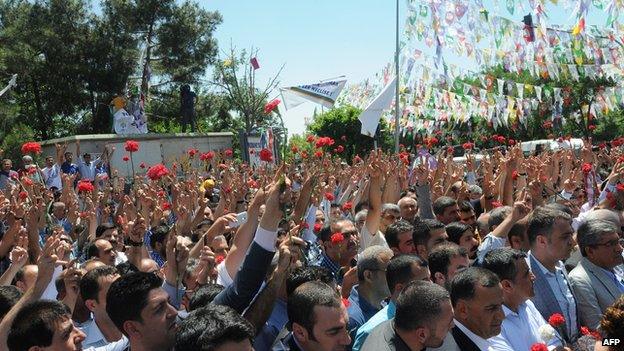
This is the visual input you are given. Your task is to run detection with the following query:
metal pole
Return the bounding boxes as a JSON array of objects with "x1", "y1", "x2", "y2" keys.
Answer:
[{"x1": 394, "y1": 0, "x2": 400, "y2": 154}]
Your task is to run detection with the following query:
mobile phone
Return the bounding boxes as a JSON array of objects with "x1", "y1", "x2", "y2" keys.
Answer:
[{"x1": 228, "y1": 211, "x2": 248, "y2": 228}]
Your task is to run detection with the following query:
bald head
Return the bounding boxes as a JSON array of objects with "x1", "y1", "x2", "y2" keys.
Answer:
[{"x1": 138, "y1": 258, "x2": 160, "y2": 274}]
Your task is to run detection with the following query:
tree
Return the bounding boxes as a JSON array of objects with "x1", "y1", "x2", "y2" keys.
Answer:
[
  {"x1": 307, "y1": 105, "x2": 393, "y2": 162},
  {"x1": 212, "y1": 47, "x2": 283, "y2": 133}
]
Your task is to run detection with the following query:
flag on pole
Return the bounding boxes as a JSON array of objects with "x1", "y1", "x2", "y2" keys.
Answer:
[
  {"x1": 250, "y1": 57, "x2": 260, "y2": 70},
  {"x1": 358, "y1": 76, "x2": 397, "y2": 137},
  {"x1": 280, "y1": 79, "x2": 347, "y2": 110}
]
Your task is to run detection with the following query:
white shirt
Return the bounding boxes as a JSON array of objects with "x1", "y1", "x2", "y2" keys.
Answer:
[
  {"x1": 454, "y1": 320, "x2": 492, "y2": 351},
  {"x1": 477, "y1": 233, "x2": 506, "y2": 263},
  {"x1": 359, "y1": 224, "x2": 388, "y2": 252},
  {"x1": 42, "y1": 164, "x2": 62, "y2": 189},
  {"x1": 80, "y1": 317, "x2": 128, "y2": 349},
  {"x1": 488, "y1": 301, "x2": 562, "y2": 351}
]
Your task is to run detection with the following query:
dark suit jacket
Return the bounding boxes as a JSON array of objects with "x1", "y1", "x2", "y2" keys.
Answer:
[
  {"x1": 272, "y1": 332, "x2": 302, "y2": 351},
  {"x1": 361, "y1": 320, "x2": 414, "y2": 351},
  {"x1": 213, "y1": 241, "x2": 275, "y2": 314},
  {"x1": 450, "y1": 326, "x2": 481, "y2": 351}
]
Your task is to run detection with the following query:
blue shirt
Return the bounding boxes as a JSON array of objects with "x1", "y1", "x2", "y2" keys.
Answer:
[
  {"x1": 488, "y1": 300, "x2": 563, "y2": 351},
  {"x1": 353, "y1": 301, "x2": 395, "y2": 351},
  {"x1": 254, "y1": 298, "x2": 288, "y2": 351},
  {"x1": 318, "y1": 252, "x2": 342, "y2": 283},
  {"x1": 61, "y1": 162, "x2": 78, "y2": 175},
  {"x1": 347, "y1": 285, "x2": 382, "y2": 344}
]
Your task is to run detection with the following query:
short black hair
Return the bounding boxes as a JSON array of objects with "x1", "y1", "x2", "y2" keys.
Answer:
[
  {"x1": 188, "y1": 283, "x2": 225, "y2": 311},
  {"x1": 287, "y1": 281, "x2": 341, "y2": 332},
  {"x1": 151, "y1": 225, "x2": 170, "y2": 245},
  {"x1": 86, "y1": 240, "x2": 102, "y2": 260},
  {"x1": 116, "y1": 261, "x2": 139, "y2": 276},
  {"x1": 318, "y1": 225, "x2": 333, "y2": 243},
  {"x1": 445, "y1": 222, "x2": 472, "y2": 245},
  {"x1": 286, "y1": 266, "x2": 335, "y2": 297},
  {"x1": 450, "y1": 267, "x2": 500, "y2": 307},
  {"x1": 80, "y1": 265, "x2": 118, "y2": 302},
  {"x1": 433, "y1": 196, "x2": 457, "y2": 216},
  {"x1": 8, "y1": 300, "x2": 70, "y2": 351},
  {"x1": 354, "y1": 201, "x2": 369, "y2": 214},
  {"x1": 385, "y1": 220, "x2": 414, "y2": 249},
  {"x1": 96, "y1": 223, "x2": 116, "y2": 238},
  {"x1": 527, "y1": 206, "x2": 572, "y2": 245},
  {"x1": 175, "y1": 304, "x2": 254, "y2": 351},
  {"x1": 480, "y1": 248, "x2": 527, "y2": 282},
  {"x1": 412, "y1": 220, "x2": 431, "y2": 246},
  {"x1": 458, "y1": 200, "x2": 474, "y2": 213},
  {"x1": 395, "y1": 281, "x2": 450, "y2": 331},
  {"x1": 106, "y1": 272, "x2": 162, "y2": 335},
  {"x1": 428, "y1": 243, "x2": 468, "y2": 277},
  {"x1": 0, "y1": 286, "x2": 22, "y2": 319},
  {"x1": 488, "y1": 206, "x2": 512, "y2": 229},
  {"x1": 386, "y1": 254, "x2": 428, "y2": 294}
]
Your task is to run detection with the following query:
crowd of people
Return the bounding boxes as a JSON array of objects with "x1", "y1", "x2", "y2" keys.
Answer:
[{"x1": 0, "y1": 137, "x2": 623, "y2": 351}]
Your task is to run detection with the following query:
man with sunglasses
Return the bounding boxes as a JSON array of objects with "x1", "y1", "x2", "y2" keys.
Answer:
[{"x1": 569, "y1": 219, "x2": 624, "y2": 330}]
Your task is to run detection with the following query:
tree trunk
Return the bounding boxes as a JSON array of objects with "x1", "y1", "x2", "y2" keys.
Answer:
[
  {"x1": 141, "y1": 22, "x2": 154, "y2": 99},
  {"x1": 31, "y1": 77, "x2": 48, "y2": 140}
]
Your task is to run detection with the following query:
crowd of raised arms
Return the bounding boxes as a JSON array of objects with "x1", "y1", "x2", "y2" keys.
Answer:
[{"x1": 1, "y1": 137, "x2": 624, "y2": 351}]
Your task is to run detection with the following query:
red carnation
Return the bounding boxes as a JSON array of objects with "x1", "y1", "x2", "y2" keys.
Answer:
[
  {"x1": 336, "y1": 145, "x2": 344, "y2": 153},
  {"x1": 325, "y1": 192, "x2": 335, "y2": 202},
  {"x1": 21, "y1": 142, "x2": 42, "y2": 155},
  {"x1": 330, "y1": 233, "x2": 344, "y2": 245},
  {"x1": 599, "y1": 143, "x2": 607, "y2": 149},
  {"x1": 28, "y1": 167, "x2": 37, "y2": 175},
  {"x1": 617, "y1": 183, "x2": 624, "y2": 192},
  {"x1": 146, "y1": 163, "x2": 170, "y2": 181},
  {"x1": 581, "y1": 163, "x2": 593, "y2": 174},
  {"x1": 446, "y1": 146, "x2": 454, "y2": 154},
  {"x1": 218, "y1": 163, "x2": 227, "y2": 170},
  {"x1": 462, "y1": 142, "x2": 474, "y2": 150},
  {"x1": 301, "y1": 151, "x2": 308, "y2": 159},
  {"x1": 77, "y1": 180, "x2": 94, "y2": 193},
  {"x1": 139, "y1": 162, "x2": 146, "y2": 169},
  {"x1": 291, "y1": 146, "x2": 299, "y2": 154},
  {"x1": 342, "y1": 202, "x2": 353, "y2": 211},
  {"x1": 496, "y1": 136, "x2": 506, "y2": 144},
  {"x1": 354, "y1": 155, "x2": 362, "y2": 163},
  {"x1": 79, "y1": 211, "x2": 90, "y2": 219},
  {"x1": 22, "y1": 177, "x2": 33, "y2": 186},
  {"x1": 530, "y1": 343, "x2": 548, "y2": 351},
  {"x1": 548, "y1": 313, "x2": 565, "y2": 328},
  {"x1": 588, "y1": 124, "x2": 596, "y2": 131},
  {"x1": 314, "y1": 151, "x2": 323, "y2": 158},
  {"x1": 122, "y1": 155, "x2": 130, "y2": 162},
  {"x1": 512, "y1": 170, "x2": 519, "y2": 181},
  {"x1": 224, "y1": 149, "x2": 233, "y2": 158},
  {"x1": 157, "y1": 190, "x2": 165, "y2": 198},
  {"x1": 215, "y1": 255, "x2": 226, "y2": 265},
  {"x1": 259, "y1": 148, "x2": 273, "y2": 162},
  {"x1": 313, "y1": 223, "x2": 322, "y2": 233},
  {"x1": 161, "y1": 202, "x2": 171, "y2": 211},
  {"x1": 543, "y1": 121, "x2": 553, "y2": 129},
  {"x1": 508, "y1": 139, "x2": 516, "y2": 146},
  {"x1": 342, "y1": 298, "x2": 351, "y2": 308},
  {"x1": 491, "y1": 201, "x2": 503, "y2": 208},
  {"x1": 247, "y1": 179, "x2": 259, "y2": 188},
  {"x1": 264, "y1": 99, "x2": 281, "y2": 114},
  {"x1": 200, "y1": 151, "x2": 215, "y2": 161},
  {"x1": 124, "y1": 140, "x2": 139, "y2": 153},
  {"x1": 301, "y1": 222, "x2": 310, "y2": 230},
  {"x1": 580, "y1": 326, "x2": 601, "y2": 340},
  {"x1": 188, "y1": 148, "x2": 198, "y2": 157},
  {"x1": 306, "y1": 135, "x2": 315, "y2": 143},
  {"x1": 18, "y1": 191, "x2": 28, "y2": 200}
]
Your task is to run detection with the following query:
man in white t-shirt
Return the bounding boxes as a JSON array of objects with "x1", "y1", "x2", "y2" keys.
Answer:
[{"x1": 41, "y1": 144, "x2": 64, "y2": 190}]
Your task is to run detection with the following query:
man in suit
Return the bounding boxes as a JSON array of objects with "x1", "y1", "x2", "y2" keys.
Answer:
[
  {"x1": 526, "y1": 206, "x2": 580, "y2": 342},
  {"x1": 430, "y1": 267, "x2": 505, "y2": 351},
  {"x1": 277, "y1": 281, "x2": 350, "y2": 351},
  {"x1": 361, "y1": 281, "x2": 453, "y2": 351},
  {"x1": 569, "y1": 219, "x2": 624, "y2": 329}
]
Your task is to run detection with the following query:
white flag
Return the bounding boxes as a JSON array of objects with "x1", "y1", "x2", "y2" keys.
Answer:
[
  {"x1": 358, "y1": 77, "x2": 397, "y2": 137},
  {"x1": 280, "y1": 79, "x2": 347, "y2": 110}
]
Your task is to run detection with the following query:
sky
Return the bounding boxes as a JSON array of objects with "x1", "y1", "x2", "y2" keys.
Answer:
[
  {"x1": 199, "y1": 0, "x2": 610, "y2": 136},
  {"x1": 199, "y1": 0, "x2": 407, "y2": 136}
]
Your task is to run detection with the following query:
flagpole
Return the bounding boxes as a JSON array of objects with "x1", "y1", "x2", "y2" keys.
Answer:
[{"x1": 394, "y1": 0, "x2": 400, "y2": 154}]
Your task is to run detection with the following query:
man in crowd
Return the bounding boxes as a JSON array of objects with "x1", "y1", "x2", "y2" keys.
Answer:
[
  {"x1": 428, "y1": 243, "x2": 470, "y2": 291},
  {"x1": 413, "y1": 219, "x2": 449, "y2": 259},
  {"x1": 569, "y1": 219, "x2": 624, "y2": 329},
  {"x1": 385, "y1": 220, "x2": 416, "y2": 254},
  {"x1": 360, "y1": 280, "x2": 454, "y2": 351},
  {"x1": 433, "y1": 197, "x2": 460, "y2": 225},
  {"x1": 353, "y1": 254, "x2": 430, "y2": 350},
  {"x1": 526, "y1": 206, "x2": 580, "y2": 342},
  {"x1": 482, "y1": 248, "x2": 565, "y2": 350}
]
